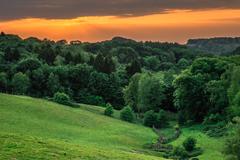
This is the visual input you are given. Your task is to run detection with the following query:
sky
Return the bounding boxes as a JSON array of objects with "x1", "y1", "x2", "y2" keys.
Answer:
[{"x1": 1, "y1": 0, "x2": 240, "y2": 43}]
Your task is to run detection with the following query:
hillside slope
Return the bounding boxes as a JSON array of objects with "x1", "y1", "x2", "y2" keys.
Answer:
[{"x1": 0, "y1": 94, "x2": 163, "y2": 160}]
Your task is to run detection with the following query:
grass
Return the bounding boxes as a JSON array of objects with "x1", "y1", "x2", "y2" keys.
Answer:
[
  {"x1": 0, "y1": 93, "x2": 163, "y2": 160},
  {"x1": 0, "y1": 93, "x2": 227, "y2": 159},
  {"x1": 170, "y1": 125, "x2": 226, "y2": 160}
]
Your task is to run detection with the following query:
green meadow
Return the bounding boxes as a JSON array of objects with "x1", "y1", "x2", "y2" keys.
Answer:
[
  {"x1": 0, "y1": 93, "x2": 164, "y2": 160},
  {"x1": 0, "y1": 93, "x2": 227, "y2": 159}
]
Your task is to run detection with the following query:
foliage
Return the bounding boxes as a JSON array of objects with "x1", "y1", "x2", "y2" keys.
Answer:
[
  {"x1": 126, "y1": 59, "x2": 141, "y2": 76},
  {"x1": 228, "y1": 66, "x2": 240, "y2": 117},
  {"x1": 172, "y1": 146, "x2": 188, "y2": 159},
  {"x1": 47, "y1": 73, "x2": 61, "y2": 96},
  {"x1": 0, "y1": 72, "x2": 7, "y2": 92},
  {"x1": 123, "y1": 73, "x2": 141, "y2": 112},
  {"x1": 182, "y1": 137, "x2": 197, "y2": 152},
  {"x1": 16, "y1": 58, "x2": 41, "y2": 72},
  {"x1": 174, "y1": 58, "x2": 230, "y2": 122},
  {"x1": 155, "y1": 110, "x2": 169, "y2": 128},
  {"x1": 53, "y1": 92, "x2": 71, "y2": 105},
  {"x1": 104, "y1": 103, "x2": 114, "y2": 117},
  {"x1": 143, "y1": 110, "x2": 157, "y2": 127},
  {"x1": 124, "y1": 73, "x2": 167, "y2": 114},
  {"x1": 224, "y1": 117, "x2": 240, "y2": 160},
  {"x1": 12, "y1": 72, "x2": 30, "y2": 95},
  {"x1": 120, "y1": 106, "x2": 134, "y2": 122}
]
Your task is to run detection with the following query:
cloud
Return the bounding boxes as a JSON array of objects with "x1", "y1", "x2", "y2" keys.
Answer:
[{"x1": 1, "y1": 0, "x2": 240, "y2": 20}]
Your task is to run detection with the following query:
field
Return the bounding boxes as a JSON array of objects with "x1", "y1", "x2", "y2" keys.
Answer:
[
  {"x1": 0, "y1": 93, "x2": 163, "y2": 160},
  {"x1": 0, "y1": 93, "x2": 225, "y2": 159}
]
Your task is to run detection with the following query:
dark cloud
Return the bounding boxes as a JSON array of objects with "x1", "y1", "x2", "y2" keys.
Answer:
[{"x1": 1, "y1": 0, "x2": 240, "y2": 20}]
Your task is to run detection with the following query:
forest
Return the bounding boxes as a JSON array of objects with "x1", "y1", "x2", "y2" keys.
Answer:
[{"x1": 0, "y1": 32, "x2": 240, "y2": 160}]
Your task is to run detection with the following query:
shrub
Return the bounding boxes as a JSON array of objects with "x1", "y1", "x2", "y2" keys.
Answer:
[
  {"x1": 183, "y1": 137, "x2": 197, "y2": 152},
  {"x1": 224, "y1": 119, "x2": 240, "y2": 160},
  {"x1": 178, "y1": 111, "x2": 187, "y2": 125},
  {"x1": 120, "y1": 106, "x2": 134, "y2": 122},
  {"x1": 143, "y1": 110, "x2": 157, "y2": 127},
  {"x1": 53, "y1": 92, "x2": 71, "y2": 105},
  {"x1": 173, "y1": 146, "x2": 188, "y2": 159},
  {"x1": 155, "y1": 110, "x2": 169, "y2": 128},
  {"x1": 104, "y1": 103, "x2": 114, "y2": 116},
  {"x1": 203, "y1": 113, "x2": 223, "y2": 125}
]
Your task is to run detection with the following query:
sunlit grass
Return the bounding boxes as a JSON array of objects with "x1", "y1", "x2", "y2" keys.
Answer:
[{"x1": 0, "y1": 93, "x2": 163, "y2": 160}]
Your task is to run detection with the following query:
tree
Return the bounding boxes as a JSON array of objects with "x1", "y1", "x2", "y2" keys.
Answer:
[
  {"x1": 144, "y1": 56, "x2": 160, "y2": 71},
  {"x1": 173, "y1": 57, "x2": 230, "y2": 122},
  {"x1": 123, "y1": 73, "x2": 141, "y2": 113},
  {"x1": 224, "y1": 117, "x2": 240, "y2": 160},
  {"x1": 228, "y1": 66, "x2": 240, "y2": 104},
  {"x1": 177, "y1": 58, "x2": 190, "y2": 70},
  {"x1": 138, "y1": 73, "x2": 166, "y2": 112},
  {"x1": 183, "y1": 137, "x2": 197, "y2": 152},
  {"x1": 47, "y1": 73, "x2": 61, "y2": 96},
  {"x1": 104, "y1": 103, "x2": 114, "y2": 117},
  {"x1": 174, "y1": 71, "x2": 207, "y2": 121},
  {"x1": 38, "y1": 42, "x2": 56, "y2": 65},
  {"x1": 4, "y1": 47, "x2": 20, "y2": 62},
  {"x1": 54, "y1": 55, "x2": 65, "y2": 65},
  {"x1": 0, "y1": 72, "x2": 7, "y2": 92},
  {"x1": 111, "y1": 47, "x2": 138, "y2": 64},
  {"x1": 207, "y1": 80, "x2": 229, "y2": 115},
  {"x1": 126, "y1": 60, "x2": 141, "y2": 76},
  {"x1": 120, "y1": 106, "x2": 134, "y2": 122},
  {"x1": 88, "y1": 71, "x2": 123, "y2": 108},
  {"x1": 12, "y1": 72, "x2": 30, "y2": 95},
  {"x1": 155, "y1": 110, "x2": 169, "y2": 128},
  {"x1": 94, "y1": 53, "x2": 116, "y2": 74},
  {"x1": 16, "y1": 58, "x2": 41, "y2": 72},
  {"x1": 143, "y1": 110, "x2": 157, "y2": 127},
  {"x1": 29, "y1": 67, "x2": 48, "y2": 97}
]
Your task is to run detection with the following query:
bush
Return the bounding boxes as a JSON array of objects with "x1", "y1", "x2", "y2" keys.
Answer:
[
  {"x1": 78, "y1": 91, "x2": 105, "y2": 106},
  {"x1": 178, "y1": 111, "x2": 187, "y2": 125},
  {"x1": 173, "y1": 146, "x2": 188, "y2": 159},
  {"x1": 143, "y1": 110, "x2": 157, "y2": 127},
  {"x1": 203, "y1": 121, "x2": 227, "y2": 137},
  {"x1": 155, "y1": 110, "x2": 169, "y2": 128},
  {"x1": 120, "y1": 106, "x2": 134, "y2": 122},
  {"x1": 53, "y1": 92, "x2": 71, "y2": 105},
  {"x1": 203, "y1": 113, "x2": 223, "y2": 125},
  {"x1": 183, "y1": 137, "x2": 197, "y2": 152},
  {"x1": 104, "y1": 103, "x2": 114, "y2": 116}
]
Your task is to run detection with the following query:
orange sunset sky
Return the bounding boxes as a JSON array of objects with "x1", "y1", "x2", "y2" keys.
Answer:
[{"x1": 1, "y1": 1, "x2": 240, "y2": 43}]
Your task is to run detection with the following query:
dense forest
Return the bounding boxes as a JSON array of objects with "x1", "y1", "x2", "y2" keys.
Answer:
[{"x1": 1, "y1": 32, "x2": 240, "y2": 159}]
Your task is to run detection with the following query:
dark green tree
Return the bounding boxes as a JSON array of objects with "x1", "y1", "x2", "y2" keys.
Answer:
[
  {"x1": 126, "y1": 60, "x2": 141, "y2": 76},
  {"x1": 143, "y1": 110, "x2": 157, "y2": 127},
  {"x1": 47, "y1": 73, "x2": 61, "y2": 96},
  {"x1": 0, "y1": 72, "x2": 7, "y2": 92},
  {"x1": 12, "y1": 72, "x2": 30, "y2": 95}
]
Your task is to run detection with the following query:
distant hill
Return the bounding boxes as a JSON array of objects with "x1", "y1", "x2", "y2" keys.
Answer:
[{"x1": 187, "y1": 37, "x2": 240, "y2": 55}]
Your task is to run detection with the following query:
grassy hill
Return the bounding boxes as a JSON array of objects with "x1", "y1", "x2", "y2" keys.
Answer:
[
  {"x1": 0, "y1": 94, "x2": 226, "y2": 159},
  {"x1": 0, "y1": 93, "x2": 163, "y2": 160}
]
